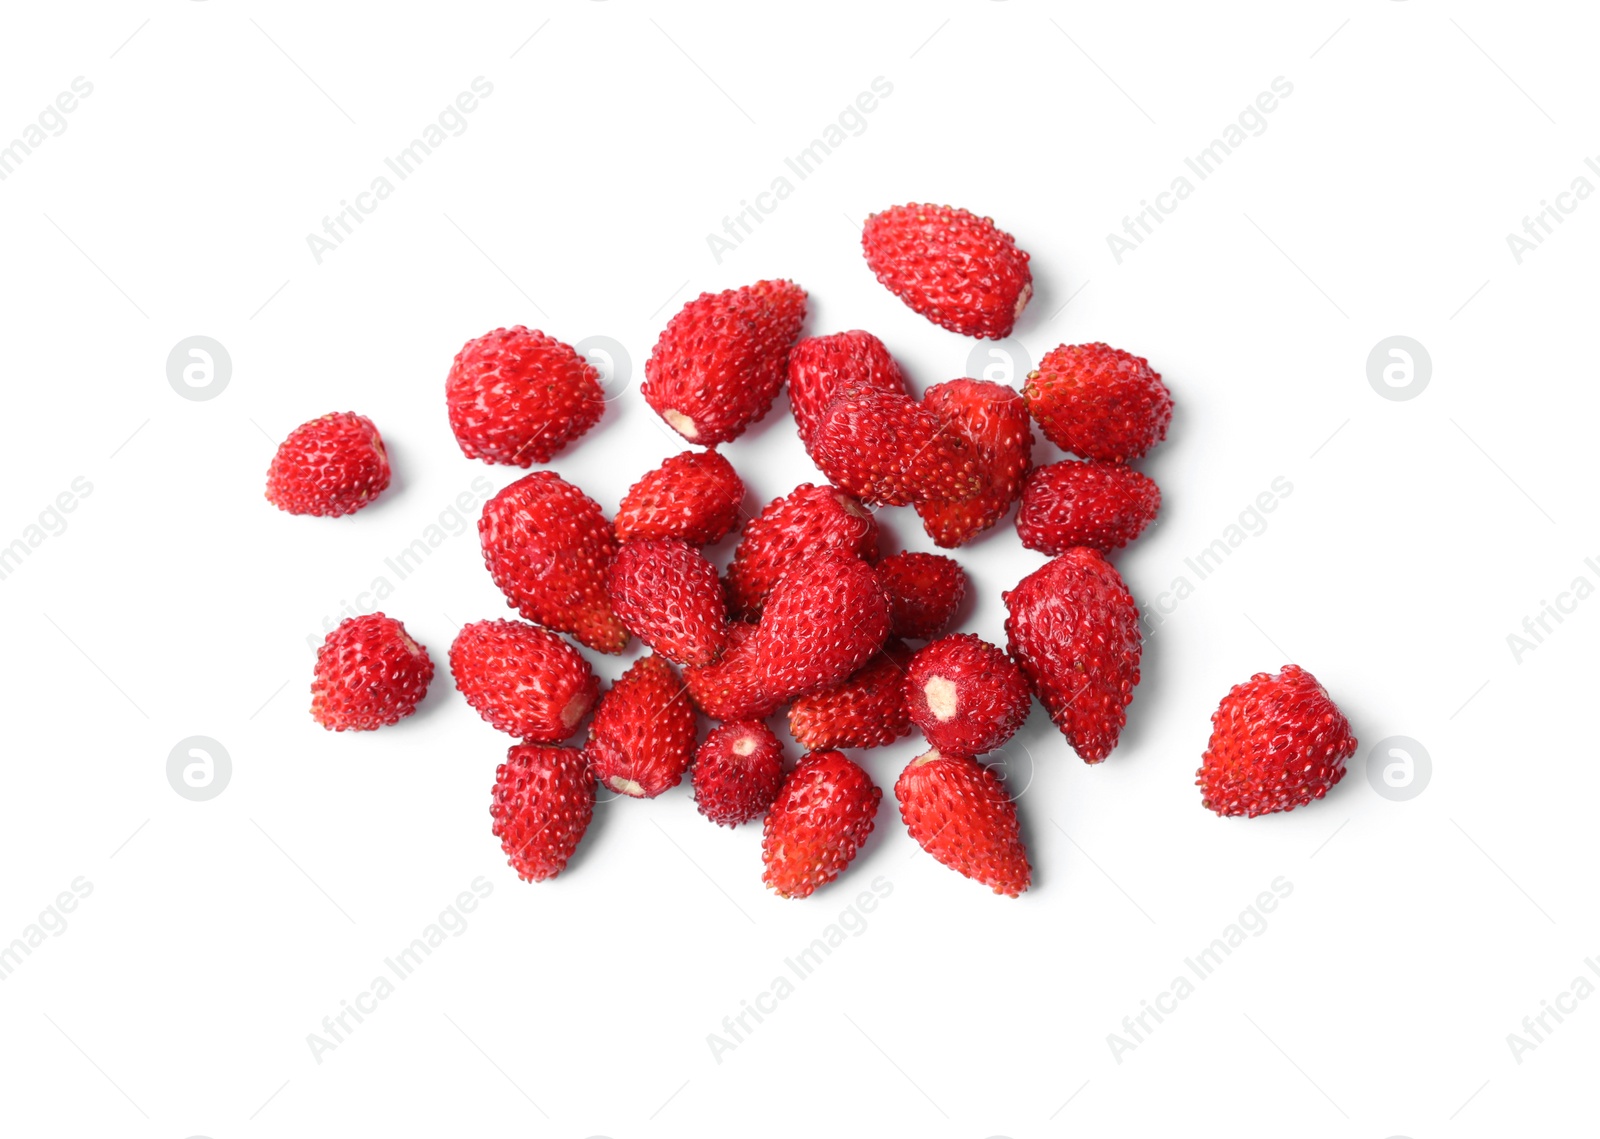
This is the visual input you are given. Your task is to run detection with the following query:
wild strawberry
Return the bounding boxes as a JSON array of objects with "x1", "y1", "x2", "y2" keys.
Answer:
[
  {"x1": 1023, "y1": 343, "x2": 1172, "y2": 461},
  {"x1": 583, "y1": 654, "x2": 697, "y2": 798},
  {"x1": 787, "y1": 330, "x2": 907, "y2": 448},
  {"x1": 788, "y1": 639, "x2": 914, "y2": 750},
  {"x1": 875, "y1": 551, "x2": 967, "y2": 641},
  {"x1": 613, "y1": 450, "x2": 744, "y2": 546},
  {"x1": 754, "y1": 551, "x2": 891, "y2": 702},
  {"x1": 479, "y1": 471, "x2": 629, "y2": 654},
  {"x1": 445, "y1": 326, "x2": 604, "y2": 466},
  {"x1": 725, "y1": 484, "x2": 878, "y2": 620},
  {"x1": 693, "y1": 721, "x2": 785, "y2": 827},
  {"x1": 862, "y1": 203, "x2": 1032, "y2": 339},
  {"x1": 682, "y1": 623, "x2": 779, "y2": 721},
  {"x1": 606, "y1": 539, "x2": 728, "y2": 667},
  {"x1": 1198, "y1": 665, "x2": 1357, "y2": 818},
  {"x1": 1003, "y1": 548, "x2": 1142, "y2": 763},
  {"x1": 914, "y1": 378, "x2": 1033, "y2": 547},
  {"x1": 266, "y1": 411, "x2": 390, "y2": 518},
  {"x1": 1016, "y1": 459, "x2": 1161, "y2": 555},
  {"x1": 490, "y1": 743, "x2": 595, "y2": 882},
  {"x1": 905, "y1": 634, "x2": 1031, "y2": 757},
  {"x1": 810, "y1": 387, "x2": 982, "y2": 507},
  {"x1": 448, "y1": 619, "x2": 599, "y2": 741},
  {"x1": 895, "y1": 749, "x2": 1030, "y2": 897},
  {"x1": 311, "y1": 613, "x2": 433, "y2": 730},
  {"x1": 643, "y1": 279, "x2": 807, "y2": 445},
  {"x1": 762, "y1": 750, "x2": 881, "y2": 899}
]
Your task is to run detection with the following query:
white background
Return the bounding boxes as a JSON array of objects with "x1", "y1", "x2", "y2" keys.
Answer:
[{"x1": 1, "y1": 2, "x2": 1595, "y2": 1136}]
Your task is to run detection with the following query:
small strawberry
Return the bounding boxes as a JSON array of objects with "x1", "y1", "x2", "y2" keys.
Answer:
[
  {"x1": 445, "y1": 326, "x2": 604, "y2": 466},
  {"x1": 266, "y1": 412, "x2": 390, "y2": 518},
  {"x1": 725, "y1": 483, "x2": 878, "y2": 620},
  {"x1": 905, "y1": 634, "x2": 1031, "y2": 757},
  {"x1": 862, "y1": 203, "x2": 1032, "y2": 340},
  {"x1": 643, "y1": 279, "x2": 807, "y2": 445},
  {"x1": 449, "y1": 619, "x2": 599, "y2": 741},
  {"x1": 787, "y1": 330, "x2": 907, "y2": 448},
  {"x1": 682, "y1": 623, "x2": 780, "y2": 721},
  {"x1": 914, "y1": 378, "x2": 1034, "y2": 547},
  {"x1": 583, "y1": 654, "x2": 697, "y2": 798},
  {"x1": 762, "y1": 750, "x2": 881, "y2": 899},
  {"x1": 613, "y1": 450, "x2": 745, "y2": 546},
  {"x1": 490, "y1": 743, "x2": 595, "y2": 882},
  {"x1": 1003, "y1": 548, "x2": 1142, "y2": 763},
  {"x1": 896, "y1": 749, "x2": 1030, "y2": 897},
  {"x1": 810, "y1": 387, "x2": 982, "y2": 507},
  {"x1": 1198, "y1": 665, "x2": 1357, "y2": 818},
  {"x1": 693, "y1": 721, "x2": 785, "y2": 827},
  {"x1": 754, "y1": 551, "x2": 891, "y2": 703},
  {"x1": 1023, "y1": 343, "x2": 1172, "y2": 461},
  {"x1": 606, "y1": 539, "x2": 728, "y2": 667},
  {"x1": 875, "y1": 551, "x2": 967, "y2": 641},
  {"x1": 788, "y1": 639, "x2": 914, "y2": 751},
  {"x1": 479, "y1": 471, "x2": 629, "y2": 654},
  {"x1": 311, "y1": 613, "x2": 433, "y2": 730},
  {"x1": 1017, "y1": 459, "x2": 1161, "y2": 555}
]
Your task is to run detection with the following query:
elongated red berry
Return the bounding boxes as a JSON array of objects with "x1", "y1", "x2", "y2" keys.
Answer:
[
  {"x1": 811, "y1": 387, "x2": 982, "y2": 507},
  {"x1": 446, "y1": 326, "x2": 604, "y2": 466},
  {"x1": 449, "y1": 619, "x2": 599, "y2": 741},
  {"x1": 266, "y1": 411, "x2": 390, "y2": 517},
  {"x1": 787, "y1": 330, "x2": 907, "y2": 448},
  {"x1": 725, "y1": 484, "x2": 878, "y2": 619},
  {"x1": 788, "y1": 639, "x2": 914, "y2": 750},
  {"x1": 904, "y1": 634, "x2": 1031, "y2": 757},
  {"x1": 1024, "y1": 343, "x2": 1172, "y2": 461},
  {"x1": 862, "y1": 203, "x2": 1032, "y2": 339},
  {"x1": 762, "y1": 750, "x2": 881, "y2": 899},
  {"x1": 614, "y1": 450, "x2": 744, "y2": 546},
  {"x1": 583, "y1": 654, "x2": 697, "y2": 798},
  {"x1": 491, "y1": 743, "x2": 595, "y2": 882},
  {"x1": 311, "y1": 613, "x2": 433, "y2": 730},
  {"x1": 875, "y1": 551, "x2": 967, "y2": 641},
  {"x1": 1017, "y1": 459, "x2": 1161, "y2": 554},
  {"x1": 914, "y1": 378, "x2": 1033, "y2": 547},
  {"x1": 693, "y1": 721, "x2": 785, "y2": 827},
  {"x1": 754, "y1": 551, "x2": 891, "y2": 703},
  {"x1": 682, "y1": 623, "x2": 779, "y2": 722},
  {"x1": 896, "y1": 749, "x2": 1030, "y2": 896},
  {"x1": 606, "y1": 539, "x2": 728, "y2": 667}
]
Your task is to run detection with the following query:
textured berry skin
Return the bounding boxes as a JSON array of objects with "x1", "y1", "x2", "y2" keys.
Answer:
[
  {"x1": 1023, "y1": 343, "x2": 1173, "y2": 461},
  {"x1": 643, "y1": 279, "x2": 807, "y2": 445},
  {"x1": 915, "y1": 379, "x2": 1034, "y2": 548},
  {"x1": 583, "y1": 654, "x2": 697, "y2": 798},
  {"x1": 445, "y1": 326, "x2": 604, "y2": 466},
  {"x1": 682, "y1": 623, "x2": 780, "y2": 721},
  {"x1": 693, "y1": 721, "x2": 785, "y2": 827},
  {"x1": 614, "y1": 450, "x2": 744, "y2": 546},
  {"x1": 491, "y1": 744, "x2": 595, "y2": 882},
  {"x1": 787, "y1": 330, "x2": 907, "y2": 448},
  {"x1": 448, "y1": 619, "x2": 599, "y2": 742},
  {"x1": 788, "y1": 639, "x2": 914, "y2": 750},
  {"x1": 606, "y1": 539, "x2": 728, "y2": 667},
  {"x1": 862, "y1": 203, "x2": 1032, "y2": 339},
  {"x1": 811, "y1": 387, "x2": 983, "y2": 507},
  {"x1": 1198, "y1": 665, "x2": 1357, "y2": 818},
  {"x1": 905, "y1": 634, "x2": 1032, "y2": 757},
  {"x1": 1017, "y1": 460, "x2": 1161, "y2": 555},
  {"x1": 1003, "y1": 549, "x2": 1142, "y2": 763},
  {"x1": 896, "y1": 749, "x2": 1030, "y2": 897},
  {"x1": 311, "y1": 613, "x2": 433, "y2": 731},
  {"x1": 875, "y1": 552, "x2": 967, "y2": 641},
  {"x1": 725, "y1": 484, "x2": 878, "y2": 620},
  {"x1": 762, "y1": 750, "x2": 882, "y2": 899},
  {"x1": 479, "y1": 471, "x2": 629, "y2": 654},
  {"x1": 266, "y1": 412, "x2": 390, "y2": 518},
  {"x1": 754, "y1": 552, "x2": 892, "y2": 703}
]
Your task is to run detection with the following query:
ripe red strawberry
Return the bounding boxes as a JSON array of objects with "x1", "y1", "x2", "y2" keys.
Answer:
[
  {"x1": 613, "y1": 450, "x2": 744, "y2": 546},
  {"x1": 914, "y1": 378, "x2": 1034, "y2": 547},
  {"x1": 905, "y1": 634, "x2": 1031, "y2": 757},
  {"x1": 445, "y1": 326, "x2": 604, "y2": 466},
  {"x1": 583, "y1": 654, "x2": 697, "y2": 798},
  {"x1": 1017, "y1": 459, "x2": 1161, "y2": 555},
  {"x1": 895, "y1": 749, "x2": 1030, "y2": 897},
  {"x1": 1003, "y1": 548, "x2": 1142, "y2": 763},
  {"x1": 479, "y1": 471, "x2": 629, "y2": 654},
  {"x1": 266, "y1": 412, "x2": 390, "y2": 518},
  {"x1": 862, "y1": 203, "x2": 1032, "y2": 340},
  {"x1": 692, "y1": 721, "x2": 785, "y2": 827},
  {"x1": 682, "y1": 623, "x2": 779, "y2": 721},
  {"x1": 448, "y1": 619, "x2": 599, "y2": 741},
  {"x1": 754, "y1": 551, "x2": 891, "y2": 702},
  {"x1": 311, "y1": 613, "x2": 433, "y2": 730},
  {"x1": 606, "y1": 539, "x2": 728, "y2": 666},
  {"x1": 787, "y1": 330, "x2": 907, "y2": 448},
  {"x1": 810, "y1": 387, "x2": 983, "y2": 507},
  {"x1": 1198, "y1": 665, "x2": 1357, "y2": 818},
  {"x1": 788, "y1": 639, "x2": 914, "y2": 750},
  {"x1": 643, "y1": 279, "x2": 807, "y2": 445},
  {"x1": 1023, "y1": 343, "x2": 1172, "y2": 461},
  {"x1": 490, "y1": 743, "x2": 595, "y2": 882},
  {"x1": 762, "y1": 750, "x2": 881, "y2": 899},
  {"x1": 725, "y1": 484, "x2": 878, "y2": 619},
  {"x1": 875, "y1": 551, "x2": 967, "y2": 641}
]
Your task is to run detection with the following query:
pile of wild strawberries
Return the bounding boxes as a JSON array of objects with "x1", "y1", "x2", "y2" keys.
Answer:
[{"x1": 268, "y1": 203, "x2": 1358, "y2": 900}]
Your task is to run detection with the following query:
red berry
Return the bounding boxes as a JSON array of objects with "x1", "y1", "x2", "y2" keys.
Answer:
[
  {"x1": 725, "y1": 484, "x2": 878, "y2": 620},
  {"x1": 266, "y1": 412, "x2": 390, "y2": 518},
  {"x1": 896, "y1": 749, "x2": 1030, "y2": 897},
  {"x1": 682, "y1": 623, "x2": 779, "y2": 722},
  {"x1": 875, "y1": 551, "x2": 967, "y2": 641},
  {"x1": 1023, "y1": 343, "x2": 1172, "y2": 461},
  {"x1": 445, "y1": 326, "x2": 604, "y2": 466},
  {"x1": 754, "y1": 551, "x2": 891, "y2": 703},
  {"x1": 693, "y1": 721, "x2": 785, "y2": 827},
  {"x1": 914, "y1": 378, "x2": 1034, "y2": 547},
  {"x1": 1198, "y1": 665, "x2": 1357, "y2": 818},
  {"x1": 490, "y1": 743, "x2": 595, "y2": 882},
  {"x1": 811, "y1": 386, "x2": 983, "y2": 507},
  {"x1": 862, "y1": 203, "x2": 1032, "y2": 340},
  {"x1": 905, "y1": 634, "x2": 1031, "y2": 757},
  {"x1": 583, "y1": 654, "x2": 697, "y2": 798},
  {"x1": 606, "y1": 539, "x2": 728, "y2": 667},
  {"x1": 788, "y1": 639, "x2": 914, "y2": 751},
  {"x1": 1017, "y1": 459, "x2": 1161, "y2": 554},
  {"x1": 787, "y1": 330, "x2": 906, "y2": 448},
  {"x1": 643, "y1": 279, "x2": 807, "y2": 445},
  {"x1": 448, "y1": 619, "x2": 599, "y2": 741},
  {"x1": 762, "y1": 750, "x2": 881, "y2": 899},
  {"x1": 614, "y1": 450, "x2": 744, "y2": 546},
  {"x1": 311, "y1": 613, "x2": 433, "y2": 731}
]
